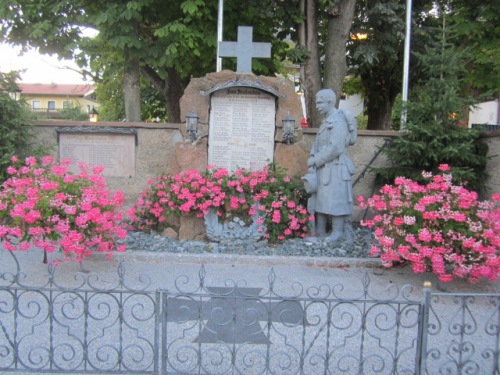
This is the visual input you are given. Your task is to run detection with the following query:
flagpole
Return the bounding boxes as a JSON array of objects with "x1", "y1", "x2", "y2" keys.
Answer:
[
  {"x1": 216, "y1": 0, "x2": 223, "y2": 72},
  {"x1": 400, "y1": 0, "x2": 412, "y2": 130}
]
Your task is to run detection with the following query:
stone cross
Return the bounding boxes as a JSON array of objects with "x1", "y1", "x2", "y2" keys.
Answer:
[{"x1": 218, "y1": 26, "x2": 271, "y2": 73}]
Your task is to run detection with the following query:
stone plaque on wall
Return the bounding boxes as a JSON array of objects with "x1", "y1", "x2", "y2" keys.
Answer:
[
  {"x1": 208, "y1": 87, "x2": 276, "y2": 172},
  {"x1": 58, "y1": 128, "x2": 136, "y2": 177}
]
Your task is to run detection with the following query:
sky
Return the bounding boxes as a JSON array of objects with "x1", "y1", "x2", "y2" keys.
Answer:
[{"x1": 0, "y1": 43, "x2": 90, "y2": 84}]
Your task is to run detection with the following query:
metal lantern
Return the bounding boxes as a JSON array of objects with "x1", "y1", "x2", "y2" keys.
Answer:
[
  {"x1": 282, "y1": 113, "x2": 295, "y2": 144},
  {"x1": 186, "y1": 110, "x2": 199, "y2": 142},
  {"x1": 89, "y1": 107, "x2": 98, "y2": 122}
]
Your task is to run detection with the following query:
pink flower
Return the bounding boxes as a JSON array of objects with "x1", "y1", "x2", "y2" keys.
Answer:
[
  {"x1": 25, "y1": 156, "x2": 37, "y2": 166},
  {"x1": 50, "y1": 165, "x2": 68, "y2": 176},
  {"x1": 393, "y1": 217, "x2": 405, "y2": 226},
  {"x1": 423, "y1": 211, "x2": 439, "y2": 220},
  {"x1": 272, "y1": 210, "x2": 281, "y2": 223},
  {"x1": 41, "y1": 156, "x2": 53, "y2": 166},
  {"x1": 438, "y1": 164, "x2": 450, "y2": 171},
  {"x1": 453, "y1": 213, "x2": 467, "y2": 222}
]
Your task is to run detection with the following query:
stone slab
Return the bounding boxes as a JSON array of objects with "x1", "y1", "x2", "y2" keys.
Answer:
[
  {"x1": 208, "y1": 88, "x2": 276, "y2": 172},
  {"x1": 59, "y1": 133, "x2": 135, "y2": 177}
]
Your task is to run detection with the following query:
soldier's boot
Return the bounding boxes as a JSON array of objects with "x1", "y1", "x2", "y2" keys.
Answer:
[{"x1": 325, "y1": 216, "x2": 345, "y2": 244}]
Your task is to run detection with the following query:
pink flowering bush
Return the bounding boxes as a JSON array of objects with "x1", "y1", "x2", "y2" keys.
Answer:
[
  {"x1": 0, "y1": 156, "x2": 127, "y2": 263},
  {"x1": 128, "y1": 165, "x2": 312, "y2": 243},
  {"x1": 359, "y1": 164, "x2": 500, "y2": 283}
]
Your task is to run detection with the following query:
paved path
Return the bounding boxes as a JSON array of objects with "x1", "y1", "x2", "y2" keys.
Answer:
[{"x1": 2, "y1": 248, "x2": 499, "y2": 299}]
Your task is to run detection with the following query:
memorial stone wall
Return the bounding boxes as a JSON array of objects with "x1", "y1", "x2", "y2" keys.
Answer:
[{"x1": 208, "y1": 88, "x2": 276, "y2": 172}]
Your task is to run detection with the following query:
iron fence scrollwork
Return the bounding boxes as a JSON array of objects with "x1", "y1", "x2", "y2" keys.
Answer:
[{"x1": 1, "y1": 253, "x2": 499, "y2": 374}]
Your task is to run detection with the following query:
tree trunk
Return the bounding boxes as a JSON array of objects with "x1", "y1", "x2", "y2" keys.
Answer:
[
  {"x1": 323, "y1": 0, "x2": 357, "y2": 108},
  {"x1": 141, "y1": 66, "x2": 183, "y2": 123},
  {"x1": 164, "y1": 68, "x2": 183, "y2": 123},
  {"x1": 366, "y1": 95, "x2": 393, "y2": 130},
  {"x1": 298, "y1": 0, "x2": 321, "y2": 128},
  {"x1": 123, "y1": 47, "x2": 141, "y2": 122},
  {"x1": 362, "y1": 64, "x2": 399, "y2": 130}
]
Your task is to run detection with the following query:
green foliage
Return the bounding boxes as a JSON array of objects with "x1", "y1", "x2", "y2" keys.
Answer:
[
  {"x1": 391, "y1": 94, "x2": 403, "y2": 131},
  {"x1": 348, "y1": 0, "x2": 412, "y2": 129},
  {"x1": 286, "y1": 45, "x2": 310, "y2": 65},
  {"x1": 95, "y1": 75, "x2": 126, "y2": 121},
  {"x1": 141, "y1": 84, "x2": 167, "y2": 122},
  {"x1": 356, "y1": 115, "x2": 368, "y2": 130},
  {"x1": 343, "y1": 76, "x2": 364, "y2": 96},
  {"x1": 373, "y1": 24, "x2": 489, "y2": 193},
  {"x1": 445, "y1": 1, "x2": 500, "y2": 96},
  {"x1": 59, "y1": 104, "x2": 89, "y2": 121},
  {"x1": 0, "y1": 72, "x2": 35, "y2": 181},
  {"x1": 376, "y1": 123, "x2": 488, "y2": 192}
]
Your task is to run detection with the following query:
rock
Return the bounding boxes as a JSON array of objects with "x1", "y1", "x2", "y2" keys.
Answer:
[{"x1": 161, "y1": 227, "x2": 178, "y2": 240}]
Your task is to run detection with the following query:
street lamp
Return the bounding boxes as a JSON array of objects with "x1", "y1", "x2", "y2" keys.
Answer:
[
  {"x1": 89, "y1": 107, "x2": 98, "y2": 122},
  {"x1": 186, "y1": 110, "x2": 199, "y2": 142},
  {"x1": 282, "y1": 113, "x2": 296, "y2": 144}
]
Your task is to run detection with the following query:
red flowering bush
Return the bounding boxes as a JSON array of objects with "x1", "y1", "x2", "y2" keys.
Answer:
[
  {"x1": 359, "y1": 164, "x2": 500, "y2": 283},
  {"x1": 0, "y1": 156, "x2": 127, "y2": 263},
  {"x1": 128, "y1": 165, "x2": 312, "y2": 243}
]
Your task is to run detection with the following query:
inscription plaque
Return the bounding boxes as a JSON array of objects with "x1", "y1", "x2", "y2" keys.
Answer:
[
  {"x1": 59, "y1": 133, "x2": 135, "y2": 177},
  {"x1": 208, "y1": 88, "x2": 275, "y2": 172}
]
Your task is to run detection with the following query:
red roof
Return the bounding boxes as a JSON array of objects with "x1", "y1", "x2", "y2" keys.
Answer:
[{"x1": 17, "y1": 83, "x2": 95, "y2": 97}]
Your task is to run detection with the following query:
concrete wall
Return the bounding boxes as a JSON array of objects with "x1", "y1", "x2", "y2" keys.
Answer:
[{"x1": 31, "y1": 121, "x2": 500, "y2": 209}]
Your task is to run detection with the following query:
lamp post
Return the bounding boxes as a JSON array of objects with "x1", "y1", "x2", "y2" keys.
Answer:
[
  {"x1": 282, "y1": 113, "x2": 296, "y2": 144},
  {"x1": 89, "y1": 107, "x2": 98, "y2": 122},
  {"x1": 186, "y1": 110, "x2": 199, "y2": 142}
]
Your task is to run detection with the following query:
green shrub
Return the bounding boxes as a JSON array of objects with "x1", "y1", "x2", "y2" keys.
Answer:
[
  {"x1": 373, "y1": 25, "x2": 489, "y2": 193},
  {"x1": 0, "y1": 72, "x2": 35, "y2": 181}
]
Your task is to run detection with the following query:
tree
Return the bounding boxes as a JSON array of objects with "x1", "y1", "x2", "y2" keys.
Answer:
[
  {"x1": 442, "y1": 0, "x2": 499, "y2": 98},
  {"x1": 348, "y1": 0, "x2": 408, "y2": 130},
  {"x1": 323, "y1": 0, "x2": 357, "y2": 107},
  {"x1": 373, "y1": 10, "x2": 489, "y2": 193},
  {"x1": 1, "y1": 0, "x2": 293, "y2": 123},
  {"x1": 0, "y1": 1, "x2": 142, "y2": 121},
  {"x1": 297, "y1": 0, "x2": 321, "y2": 127},
  {"x1": 293, "y1": 0, "x2": 358, "y2": 127},
  {"x1": 0, "y1": 71, "x2": 35, "y2": 180}
]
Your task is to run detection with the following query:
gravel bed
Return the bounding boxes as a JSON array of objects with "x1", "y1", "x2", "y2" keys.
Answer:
[{"x1": 122, "y1": 227, "x2": 376, "y2": 259}]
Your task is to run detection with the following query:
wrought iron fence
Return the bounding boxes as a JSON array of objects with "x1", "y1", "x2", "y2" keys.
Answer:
[
  {"x1": 0, "y1": 254, "x2": 160, "y2": 374},
  {"x1": 0, "y1": 252, "x2": 499, "y2": 374},
  {"x1": 420, "y1": 291, "x2": 500, "y2": 375}
]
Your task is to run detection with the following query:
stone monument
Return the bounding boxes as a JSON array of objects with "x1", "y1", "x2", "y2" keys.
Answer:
[{"x1": 174, "y1": 26, "x2": 307, "y2": 240}]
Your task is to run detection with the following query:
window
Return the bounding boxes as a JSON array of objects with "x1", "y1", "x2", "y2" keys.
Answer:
[
  {"x1": 32, "y1": 100, "x2": 41, "y2": 111},
  {"x1": 48, "y1": 101, "x2": 56, "y2": 111}
]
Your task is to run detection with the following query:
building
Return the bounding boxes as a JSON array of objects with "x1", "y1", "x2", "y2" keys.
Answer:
[
  {"x1": 17, "y1": 83, "x2": 97, "y2": 119},
  {"x1": 469, "y1": 99, "x2": 500, "y2": 131}
]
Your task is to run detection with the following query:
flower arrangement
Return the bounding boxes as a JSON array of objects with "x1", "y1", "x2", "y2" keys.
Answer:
[
  {"x1": 0, "y1": 156, "x2": 127, "y2": 263},
  {"x1": 358, "y1": 164, "x2": 500, "y2": 283},
  {"x1": 128, "y1": 165, "x2": 312, "y2": 243}
]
